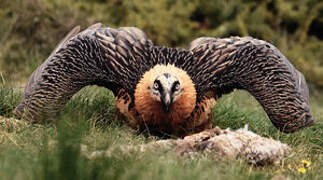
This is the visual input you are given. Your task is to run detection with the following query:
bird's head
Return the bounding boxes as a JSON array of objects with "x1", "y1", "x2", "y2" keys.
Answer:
[
  {"x1": 135, "y1": 64, "x2": 196, "y2": 117},
  {"x1": 149, "y1": 73, "x2": 183, "y2": 112}
]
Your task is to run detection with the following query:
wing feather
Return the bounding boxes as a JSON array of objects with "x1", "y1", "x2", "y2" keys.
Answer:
[
  {"x1": 187, "y1": 36, "x2": 314, "y2": 133},
  {"x1": 14, "y1": 24, "x2": 153, "y2": 122}
]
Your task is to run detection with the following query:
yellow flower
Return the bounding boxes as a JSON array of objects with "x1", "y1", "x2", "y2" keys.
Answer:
[
  {"x1": 275, "y1": 169, "x2": 281, "y2": 174},
  {"x1": 301, "y1": 160, "x2": 311, "y2": 168},
  {"x1": 297, "y1": 168, "x2": 306, "y2": 174}
]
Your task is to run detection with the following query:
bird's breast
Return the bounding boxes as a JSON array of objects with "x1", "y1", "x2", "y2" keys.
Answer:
[
  {"x1": 115, "y1": 64, "x2": 217, "y2": 136},
  {"x1": 115, "y1": 89, "x2": 217, "y2": 136}
]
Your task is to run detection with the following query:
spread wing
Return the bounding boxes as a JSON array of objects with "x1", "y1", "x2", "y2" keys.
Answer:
[
  {"x1": 187, "y1": 37, "x2": 314, "y2": 133},
  {"x1": 14, "y1": 23, "x2": 153, "y2": 122}
]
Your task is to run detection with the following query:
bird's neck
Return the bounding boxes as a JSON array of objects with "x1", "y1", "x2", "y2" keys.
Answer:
[{"x1": 134, "y1": 64, "x2": 197, "y2": 126}]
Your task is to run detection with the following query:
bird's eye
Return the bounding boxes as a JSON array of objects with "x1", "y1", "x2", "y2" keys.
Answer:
[
  {"x1": 174, "y1": 83, "x2": 180, "y2": 91},
  {"x1": 153, "y1": 82, "x2": 159, "y2": 90}
]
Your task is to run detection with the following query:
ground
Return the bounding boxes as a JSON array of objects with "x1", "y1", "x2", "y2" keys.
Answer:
[{"x1": 0, "y1": 86, "x2": 322, "y2": 180}]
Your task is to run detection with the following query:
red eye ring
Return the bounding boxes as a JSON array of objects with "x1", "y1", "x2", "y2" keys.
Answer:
[
  {"x1": 153, "y1": 82, "x2": 159, "y2": 89},
  {"x1": 174, "y1": 83, "x2": 180, "y2": 91}
]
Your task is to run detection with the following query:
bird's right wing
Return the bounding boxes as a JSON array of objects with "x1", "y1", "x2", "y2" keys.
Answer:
[
  {"x1": 14, "y1": 23, "x2": 153, "y2": 122},
  {"x1": 187, "y1": 37, "x2": 314, "y2": 133}
]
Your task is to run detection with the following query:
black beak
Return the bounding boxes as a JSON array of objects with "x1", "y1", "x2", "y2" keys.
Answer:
[{"x1": 161, "y1": 93, "x2": 172, "y2": 112}]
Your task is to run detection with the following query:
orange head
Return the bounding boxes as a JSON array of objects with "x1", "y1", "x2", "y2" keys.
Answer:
[
  {"x1": 134, "y1": 64, "x2": 196, "y2": 122},
  {"x1": 148, "y1": 73, "x2": 183, "y2": 112}
]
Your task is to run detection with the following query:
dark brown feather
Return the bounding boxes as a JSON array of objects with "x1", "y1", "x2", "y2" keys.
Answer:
[
  {"x1": 187, "y1": 37, "x2": 314, "y2": 132},
  {"x1": 14, "y1": 24, "x2": 155, "y2": 121}
]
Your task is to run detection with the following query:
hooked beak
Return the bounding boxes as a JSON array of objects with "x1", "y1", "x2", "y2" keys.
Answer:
[{"x1": 161, "y1": 92, "x2": 172, "y2": 112}]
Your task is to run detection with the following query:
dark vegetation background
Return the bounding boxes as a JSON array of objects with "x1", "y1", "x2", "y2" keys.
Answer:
[
  {"x1": 0, "y1": 0, "x2": 323, "y2": 89},
  {"x1": 0, "y1": 0, "x2": 322, "y2": 179}
]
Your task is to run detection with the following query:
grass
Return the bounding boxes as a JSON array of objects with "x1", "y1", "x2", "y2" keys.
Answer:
[{"x1": 0, "y1": 85, "x2": 322, "y2": 180}]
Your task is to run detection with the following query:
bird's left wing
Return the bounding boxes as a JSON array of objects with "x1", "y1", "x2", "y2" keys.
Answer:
[
  {"x1": 187, "y1": 37, "x2": 314, "y2": 133},
  {"x1": 14, "y1": 23, "x2": 153, "y2": 122}
]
